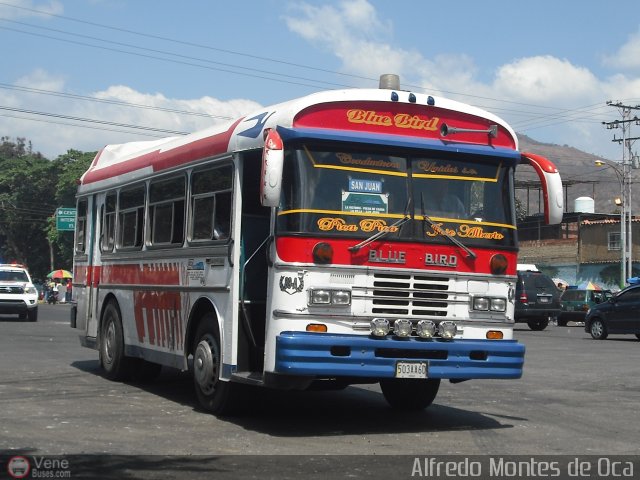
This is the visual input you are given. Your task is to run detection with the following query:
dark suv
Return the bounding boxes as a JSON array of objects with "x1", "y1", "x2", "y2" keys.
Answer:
[{"x1": 515, "y1": 270, "x2": 562, "y2": 331}]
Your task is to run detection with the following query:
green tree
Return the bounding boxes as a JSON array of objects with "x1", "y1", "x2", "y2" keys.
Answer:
[
  {"x1": 0, "y1": 139, "x2": 95, "y2": 279},
  {"x1": 46, "y1": 150, "x2": 95, "y2": 271}
]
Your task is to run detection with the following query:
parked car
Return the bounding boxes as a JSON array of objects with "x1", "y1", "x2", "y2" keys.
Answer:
[
  {"x1": 515, "y1": 270, "x2": 562, "y2": 331},
  {"x1": 0, "y1": 263, "x2": 39, "y2": 322},
  {"x1": 585, "y1": 284, "x2": 640, "y2": 340},
  {"x1": 557, "y1": 288, "x2": 613, "y2": 326}
]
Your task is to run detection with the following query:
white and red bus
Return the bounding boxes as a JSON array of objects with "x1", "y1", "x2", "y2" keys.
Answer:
[{"x1": 71, "y1": 74, "x2": 563, "y2": 413}]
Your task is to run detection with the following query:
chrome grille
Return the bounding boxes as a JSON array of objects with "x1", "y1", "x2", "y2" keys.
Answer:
[
  {"x1": 0, "y1": 285, "x2": 23, "y2": 294},
  {"x1": 363, "y1": 273, "x2": 458, "y2": 319}
]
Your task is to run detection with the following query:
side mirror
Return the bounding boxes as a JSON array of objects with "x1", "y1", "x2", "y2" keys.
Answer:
[
  {"x1": 260, "y1": 128, "x2": 284, "y2": 207},
  {"x1": 520, "y1": 152, "x2": 564, "y2": 225}
]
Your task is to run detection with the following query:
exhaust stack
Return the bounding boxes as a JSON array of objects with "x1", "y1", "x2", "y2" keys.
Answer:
[{"x1": 379, "y1": 74, "x2": 400, "y2": 90}]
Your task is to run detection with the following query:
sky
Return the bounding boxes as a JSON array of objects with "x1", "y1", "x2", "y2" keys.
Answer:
[{"x1": 1, "y1": 0, "x2": 640, "y2": 162}]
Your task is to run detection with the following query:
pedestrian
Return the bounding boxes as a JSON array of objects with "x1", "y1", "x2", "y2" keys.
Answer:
[
  {"x1": 66, "y1": 279, "x2": 72, "y2": 302},
  {"x1": 57, "y1": 280, "x2": 67, "y2": 304}
]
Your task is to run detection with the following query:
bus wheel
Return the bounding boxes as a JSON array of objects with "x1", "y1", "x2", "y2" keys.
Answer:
[
  {"x1": 99, "y1": 301, "x2": 132, "y2": 380},
  {"x1": 192, "y1": 315, "x2": 237, "y2": 415},
  {"x1": 380, "y1": 378, "x2": 440, "y2": 410}
]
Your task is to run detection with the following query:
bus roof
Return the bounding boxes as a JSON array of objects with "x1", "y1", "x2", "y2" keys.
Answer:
[{"x1": 78, "y1": 85, "x2": 518, "y2": 194}]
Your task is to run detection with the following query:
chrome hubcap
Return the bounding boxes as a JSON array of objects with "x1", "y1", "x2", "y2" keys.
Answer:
[
  {"x1": 194, "y1": 334, "x2": 218, "y2": 395},
  {"x1": 104, "y1": 320, "x2": 116, "y2": 363}
]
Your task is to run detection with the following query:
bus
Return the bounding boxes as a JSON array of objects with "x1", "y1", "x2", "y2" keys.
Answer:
[{"x1": 70, "y1": 74, "x2": 563, "y2": 414}]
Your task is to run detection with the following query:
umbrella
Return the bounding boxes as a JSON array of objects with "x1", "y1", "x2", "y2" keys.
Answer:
[
  {"x1": 576, "y1": 281, "x2": 601, "y2": 290},
  {"x1": 47, "y1": 269, "x2": 72, "y2": 279}
]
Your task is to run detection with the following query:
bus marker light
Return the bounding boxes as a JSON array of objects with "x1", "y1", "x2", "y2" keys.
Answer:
[
  {"x1": 486, "y1": 330, "x2": 504, "y2": 340},
  {"x1": 312, "y1": 242, "x2": 333, "y2": 264},
  {"x1": 490, "y1": 254, "x2": 508, "y2": 275},
  {"x1": 306, "y1": 324, "x2": 328, "y2": 333}
]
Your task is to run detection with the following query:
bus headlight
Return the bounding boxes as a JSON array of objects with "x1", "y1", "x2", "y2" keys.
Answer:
[
  {"x1": 438, "y1": 321, "x2": 457, "y2": 340},
  {"x1": 370, "y1": 318, "x2": 390, "y2": 337},
  {"x1": 471, "y1": 296, "x2": 506, "y2": 312},
  {"x1": 473, "y1": 297, "x2": 490, "y2": 311},
  {"x1": 490, "y1": 298, "x2": 506, "y2": 312},
  {"x1": 309, "y1": 289, "x2": 331, "y2": 304},
  {"x1": 309, "y1": 289, "x2": 351, "y2": 306},
  {"x1": 393, "y1": 319, "x2": 412, "y2": 337},
  {"x1": 416, "y1": 320, "x2": 436, "y2": 338}
]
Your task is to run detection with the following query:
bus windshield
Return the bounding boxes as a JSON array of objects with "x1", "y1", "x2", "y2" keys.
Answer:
[{"x1": 277, "y1": 144, "x2": 516, "y2": 248}]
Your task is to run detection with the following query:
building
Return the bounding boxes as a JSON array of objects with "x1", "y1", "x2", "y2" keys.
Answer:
[{"x1": 518, "y1": 213, "x2": 640, "y2": 290}]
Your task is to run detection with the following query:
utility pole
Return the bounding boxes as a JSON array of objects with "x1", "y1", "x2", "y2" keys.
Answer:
[{"x1": 603, "y1": 101, "x2": 640, "y2": 287}]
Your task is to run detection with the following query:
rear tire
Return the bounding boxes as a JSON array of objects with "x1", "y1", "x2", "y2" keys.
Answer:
[
  {"x1": 99, "y1": 301, "x2": 133, "y2": 380},
  {"x1": 589, "y1": 318, "x2": 608, "y2": 340},
  {"x1": 192, "y1": 314, "x2": 240, "y2": 415},
  {"x1": 527, "y1": 318, "x2": 549, "y2": 331},
  {"x1": 556, "y1": 316, "x2": 568, "y2": 327},
  {"x1": 380, "y1": 378, "x2": 440, "y2": 410}
]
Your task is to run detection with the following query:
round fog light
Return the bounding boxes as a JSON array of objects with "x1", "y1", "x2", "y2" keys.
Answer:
[
  {"x1": 393, "y1": 319, "x2": 413, "y2": 337},
  {"x1": 416, "y1": 320, "x2": 436, "y2": 338},
  {"x1": 370, "y1": 318, "x2": 390, "y2": 337},
  {"x1": 438, "y1": 321, "x2": 457, "y2": 339}
]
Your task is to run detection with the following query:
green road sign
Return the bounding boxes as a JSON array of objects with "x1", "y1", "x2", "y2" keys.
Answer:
[{"x1": 56, "y1": 207, "x2": 76, "y2": 231}]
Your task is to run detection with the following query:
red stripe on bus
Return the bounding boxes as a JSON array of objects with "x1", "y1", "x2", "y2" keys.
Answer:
[
  {"x1": 275, "y1": 236, "x2": 517, "y2": 275},
  {"x1": 82, "y1": 119, "x2": 243, "y2": 185}
]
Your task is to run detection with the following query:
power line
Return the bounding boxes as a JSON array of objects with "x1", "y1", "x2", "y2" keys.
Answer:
[
  {"x1": 0, "y1": 83, "x2": 232, "y2": 120},
  {"x1": 0, "y1": 105, "x2": 189, "y2": 135}
]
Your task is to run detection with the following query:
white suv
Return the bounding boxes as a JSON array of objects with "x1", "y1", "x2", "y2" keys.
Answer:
[{"x1": 0, "y1": 264, "x2": 39, "y2": 322}]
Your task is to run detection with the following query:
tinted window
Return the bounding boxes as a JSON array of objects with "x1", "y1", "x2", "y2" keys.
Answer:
[
  {"x1": 190, "y1": 165, "x2": 233, "y2": 242},
  {"x1": 149, "y1": 175, "x2": 186, "y2": 246},
  {"x1": 118, "y1": 185, "x2": 145, "y2": 249},
  {"x1": 75, "y1": 199, "x2": 88, "y2": 254},
  {"x1": 102, "y1": 192, "x2": 117, "y2": 252},
  {"x1": 617, "y1": 287, "x2": 640, "y2": 303}
]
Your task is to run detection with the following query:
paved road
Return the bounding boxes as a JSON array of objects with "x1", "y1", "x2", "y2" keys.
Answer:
[{"x1": 1, "y1": 305, "x2": 639, "y2": 476}]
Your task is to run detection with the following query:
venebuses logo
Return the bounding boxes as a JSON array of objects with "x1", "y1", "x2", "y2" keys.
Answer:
[{"x1": 7, "y1": 456, "x2": 30, "y2": 479}]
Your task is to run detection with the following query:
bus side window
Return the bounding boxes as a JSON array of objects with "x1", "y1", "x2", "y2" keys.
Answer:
[
  {"x1": 102, "y1": 192, "x2": 117, "y2": 252},
  {"x1": 117, "y1": 184, "x2": 145, "y2": 249},
  {"x1": 149, "y1": 175, "x2": 186, "y2": 246},
  {"x1": 190, "y1": 165, "x2": 233, "y2": 242},
  {"x1": 75, "y1": 199, "x2": 88, "y2": 254}
]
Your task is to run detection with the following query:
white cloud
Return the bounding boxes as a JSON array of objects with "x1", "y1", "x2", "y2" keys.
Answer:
[
  {"x1": 603, "y1": 28, "x2": 640, "y2": 70},
  {"x1": 493, "y1": 56, "x2": 600, "y2": 102},
  {"x1": 0, "y1": 0, "x2": 63, "y2": 19},
  {"x1": 0, "y1": 71, "x2": 262, "y2": 159}
]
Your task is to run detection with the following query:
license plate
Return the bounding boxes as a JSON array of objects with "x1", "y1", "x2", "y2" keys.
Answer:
[
  {"x1": 395, "y1": 361, "x2": 428, "y2": 379},
  {"x1": 538, "y1": 296, "x2": 551, "y2": 304}
]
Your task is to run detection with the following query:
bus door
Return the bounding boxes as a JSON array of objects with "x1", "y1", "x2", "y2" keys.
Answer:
[
  {"x1": 237, "y1": 152, "x2": 271, "y2": 372},
  {"x1": 73, "y1": 193, "x2": 100, "y2": 338}
]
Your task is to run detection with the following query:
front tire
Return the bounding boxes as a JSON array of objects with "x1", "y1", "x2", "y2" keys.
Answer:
[
  {"x1": 27, "y1": 308, "x2": 38, "y2": 322},
  {"x1": 527, "y1": 318, "x2": 549, "y2": 331},
  {"x1": 589, "y1": 318, "x2": 608, "y2": 340},
  {"x1": 192, "y1": 314, "x2": 239, "y2": 415},
  {"x1": 99, "y1": 301, "x2": 133, "y2": 380},
  {"x1": 380, "y1": 378, "x2": 440, "y2": 410}
]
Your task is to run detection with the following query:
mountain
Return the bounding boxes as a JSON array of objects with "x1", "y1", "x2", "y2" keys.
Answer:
[{"x1": 515, "y1": 134, "x2": 637, "y2": 215}]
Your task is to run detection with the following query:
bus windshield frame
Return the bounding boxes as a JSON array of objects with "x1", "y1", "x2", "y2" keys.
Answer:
[{"x1": 276, "y1": 143, "x2": 517, "y2": 248}]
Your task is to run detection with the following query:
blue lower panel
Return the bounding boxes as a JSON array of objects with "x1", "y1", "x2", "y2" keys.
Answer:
[{"x1": 275, "y1": 332, "x2": 525, "y2": 379}]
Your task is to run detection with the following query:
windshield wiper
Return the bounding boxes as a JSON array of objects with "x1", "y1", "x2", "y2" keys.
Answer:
[
  {"x1": 349, "y1": 197, "x2": 411, "y2": 253},
  {"x1": 420, "y1": 193, "x2": 476, "y2": 259}
]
